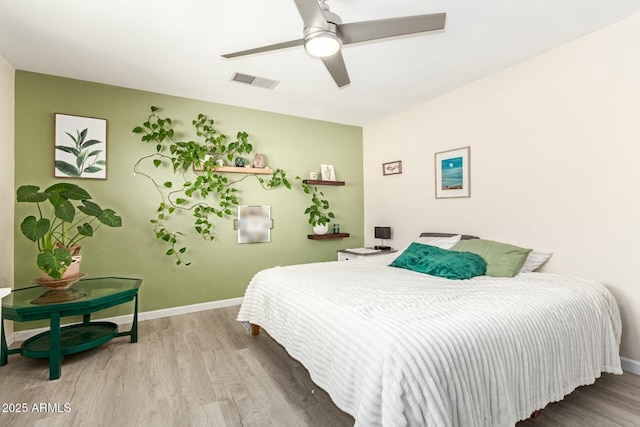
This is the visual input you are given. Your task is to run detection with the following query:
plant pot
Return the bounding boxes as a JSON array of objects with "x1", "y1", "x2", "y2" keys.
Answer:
[
  {"x1": 312, "y1": 224, "x2": 329, "y2": 235},
  {"x1": 38, "y1": 255, "x2": 82, "y2": 289}
]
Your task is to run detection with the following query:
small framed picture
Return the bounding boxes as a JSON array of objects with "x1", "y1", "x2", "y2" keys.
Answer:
[
  {"x1": 435, "y1": 146, "x2": 470, "y2": 199},
  {"x1": 235, "y1": 206, "x2": 273, "y2": 244},
  {"x1": 54, "y1": 113, "x2": 107, "y2": 179},
  {"x1": 382, "y1": 160, "x2": 402, "y2": 176},
  {"x1": 320, "y1": 164, "x2": 336, "y2": 181}
]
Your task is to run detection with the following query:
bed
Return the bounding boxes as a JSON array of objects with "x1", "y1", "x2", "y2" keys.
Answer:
[{"x1": 237, "y1": 233, "x2": 622, "y2": 426}]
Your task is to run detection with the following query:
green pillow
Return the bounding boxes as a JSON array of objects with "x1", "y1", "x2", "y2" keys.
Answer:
[
  {"x1": 451, "y1": 239, "x2": 532, "y2": 277},
  {"x1": 389, "y1": 242, "x2": 487, "y2": 280}
]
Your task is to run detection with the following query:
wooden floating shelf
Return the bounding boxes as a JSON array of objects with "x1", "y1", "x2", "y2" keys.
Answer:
[
  {"x1": 193, "y1": 165, "x2": 274, "y2": 175},
  {"x1": 302, "y1": 179, "x2": 345, "y2": 186},
  {"x1": 308, "y1": 233, "x2": 350, "y2": 240}
]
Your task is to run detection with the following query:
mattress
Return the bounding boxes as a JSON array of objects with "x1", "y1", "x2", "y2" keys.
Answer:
[{"x1": 237, "y1": 254, "x2": 622, "y2": 427}]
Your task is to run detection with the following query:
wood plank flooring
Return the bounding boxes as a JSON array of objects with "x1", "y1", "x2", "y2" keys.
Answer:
[{"x1": 0, "y1": 306, "x2": 638, "y2": 426}]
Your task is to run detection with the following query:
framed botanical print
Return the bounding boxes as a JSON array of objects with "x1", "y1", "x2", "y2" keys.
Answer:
[{"x1": 54, "y1": 113, "x2": 107, "y2": 179}]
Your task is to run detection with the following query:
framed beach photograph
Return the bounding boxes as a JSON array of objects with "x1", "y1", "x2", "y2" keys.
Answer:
[
  {"x1": 320, "y1": 164, "x2": 336, "y2": 181},
  {"x1": 54, "y1": 113, "x2": 107, "y2": 179},
  {"x1": 435, "y1": 146, "x2": 470, "y2": 199},
  {"x1": 382, "y1": 160, "x2": 402, "y2": 176}
]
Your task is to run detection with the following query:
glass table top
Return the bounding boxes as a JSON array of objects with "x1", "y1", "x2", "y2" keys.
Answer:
[{"x1": 3, "y1": 277, "x2": 141, "y2": 310}]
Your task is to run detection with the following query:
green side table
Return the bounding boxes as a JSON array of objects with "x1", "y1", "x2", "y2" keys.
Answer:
[{"x1": 1, "y1": 277, "x2": 141, "y2": 380}]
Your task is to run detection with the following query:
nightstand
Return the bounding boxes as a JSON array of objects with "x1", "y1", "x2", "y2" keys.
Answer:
[{"x1": 337, "y1": 248, "x2": 397, "y2": 261}]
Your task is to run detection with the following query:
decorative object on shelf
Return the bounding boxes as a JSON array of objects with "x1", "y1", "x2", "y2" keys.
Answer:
[
  {"x1": 235, "y1": 157, "x2": 245, "y2": 167},
  {"x1": 300, "y1": 179, "x2": 335, "y2": 233},
  {"x1": 382, "y1": 160, "x2": 402, "y2": 176},
  {"x1": 333, "y1": 223, "x2": 340, "y2": 234},
  {"x1": 313, "y1": 224, "x2": 329, "y2": 235},
  {"x1": 234, "y1": 206, "x2": 273, "y2": 243},
  {"x1": 253, "y1": 153, "x2": 265, "y2": 168},
  {"x1": 320, "y1": 164, "x2": 336, "y2": 181},
  {"x1": 216, "y1": 158, "x2": 225, "y2": 167},
  {"x1": 435, "y1": 146, "x2": 470, "y2": 199},
  {"x1": 16, "y1": 183, "x2": 122, "y2": 282},
  {"x1": 310, "y1": 172, "x2": 318, "y2": 180},
  {"x1": 54, "y1": 113, "x2": 107, "y2": 179},
  {"x1": 374, "y1": 226, "x2": 392, "y2": 250}
]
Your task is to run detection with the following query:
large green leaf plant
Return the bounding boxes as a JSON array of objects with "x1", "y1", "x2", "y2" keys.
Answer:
[{"x1": 17, "y1": 183, "x2": 122, "y2": 279}]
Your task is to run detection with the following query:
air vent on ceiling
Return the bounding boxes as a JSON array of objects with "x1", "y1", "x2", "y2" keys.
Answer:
[{"x1": 230, "y1": 72, "x2": 279, "y2": 90}]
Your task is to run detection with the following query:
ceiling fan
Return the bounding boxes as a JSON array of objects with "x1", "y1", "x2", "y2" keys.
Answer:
[{"x1": 222, "y1": 0, "x2": 446, "y2": 88}]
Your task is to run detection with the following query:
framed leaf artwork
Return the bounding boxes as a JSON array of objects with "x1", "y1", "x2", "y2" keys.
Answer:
[{"x1": 54, "y1": 113, "x2": 107, "y2": 179}]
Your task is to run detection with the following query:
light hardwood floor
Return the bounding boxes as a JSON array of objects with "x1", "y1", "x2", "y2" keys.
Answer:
[{"x1": 0, "y1": 306, "x2": 638, "y2": 426}]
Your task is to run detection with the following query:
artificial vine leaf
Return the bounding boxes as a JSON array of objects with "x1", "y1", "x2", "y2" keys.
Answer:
[
  {"x1": 132, "y1": 126, "x2": 143, "y2": 133},
  {"x1": 153, "y1": 159, "x2": 162, "y2": 168},
  {"x1": 20, "y1": 216, "x2": 50, "y2": 242},
  {"x1": 37, "y1": 248, "x2": 72, "y2": 280},
  {"x1": 16, "y1": 185, "x2": 49, "y2": 203}
]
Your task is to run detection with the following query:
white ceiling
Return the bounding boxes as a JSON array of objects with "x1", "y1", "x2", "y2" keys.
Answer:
[{"x1": 1, "y1": 0, "x2": 639, "y2": 126}]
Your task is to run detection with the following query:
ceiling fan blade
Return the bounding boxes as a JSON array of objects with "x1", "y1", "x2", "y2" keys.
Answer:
[
  {"x1": 321, "y1": 51, "x2": 350, "y2": 88},
  {"x1": 338, "y1": 13, "x2": 446, "y2": 45},
  {"x1": 222, "y1": 39, "x2": 304, "y2": 59},
  {"x1": 293, "y1": 0, "x2": 329, "y2": 29}
]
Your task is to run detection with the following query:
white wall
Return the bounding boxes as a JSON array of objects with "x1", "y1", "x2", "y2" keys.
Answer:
[
  {"x1": 0, "y1": 53, "x2": 15, "y2": 337},
  {"x1": 364, "y1": 13, "x2": 640, "y2": 361}
]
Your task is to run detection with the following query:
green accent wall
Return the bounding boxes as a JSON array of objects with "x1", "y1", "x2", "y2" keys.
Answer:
[{"x1": 14, "y1": 71, "x2": 363, "y2": 323}]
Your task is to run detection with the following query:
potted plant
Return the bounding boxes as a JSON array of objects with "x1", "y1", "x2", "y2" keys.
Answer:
[
  {"x1": 17, "y1": 183, "x2": 122, "y2": 282},
  {"x1": 301, "y1": 182, "x2": 335, "y2": 235}
]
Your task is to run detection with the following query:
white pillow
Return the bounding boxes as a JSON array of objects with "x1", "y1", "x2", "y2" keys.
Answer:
[
  {"x1": 518, "y1": 251, "x2": 553, "y2": 274},
  {"x1": 413, "y1": 234, "x2": 462, "y2": 250}
]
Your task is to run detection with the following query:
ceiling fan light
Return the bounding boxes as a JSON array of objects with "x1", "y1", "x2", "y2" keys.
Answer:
[{"x1": 304, "y1": 32, "x2": 341, "y2": 58}]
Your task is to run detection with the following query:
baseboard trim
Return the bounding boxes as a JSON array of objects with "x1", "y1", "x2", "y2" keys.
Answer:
[
  {"x1": 621, "y1": 357, "x2": 640, "y2": 376},
  {"x1": 8, "y1": 296, "x2": 243, "y2": 345}
]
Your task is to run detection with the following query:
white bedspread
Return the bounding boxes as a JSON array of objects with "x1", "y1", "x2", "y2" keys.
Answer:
[{"x1": 237, "y1": 256, "x2": 622, "y2": 427}]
